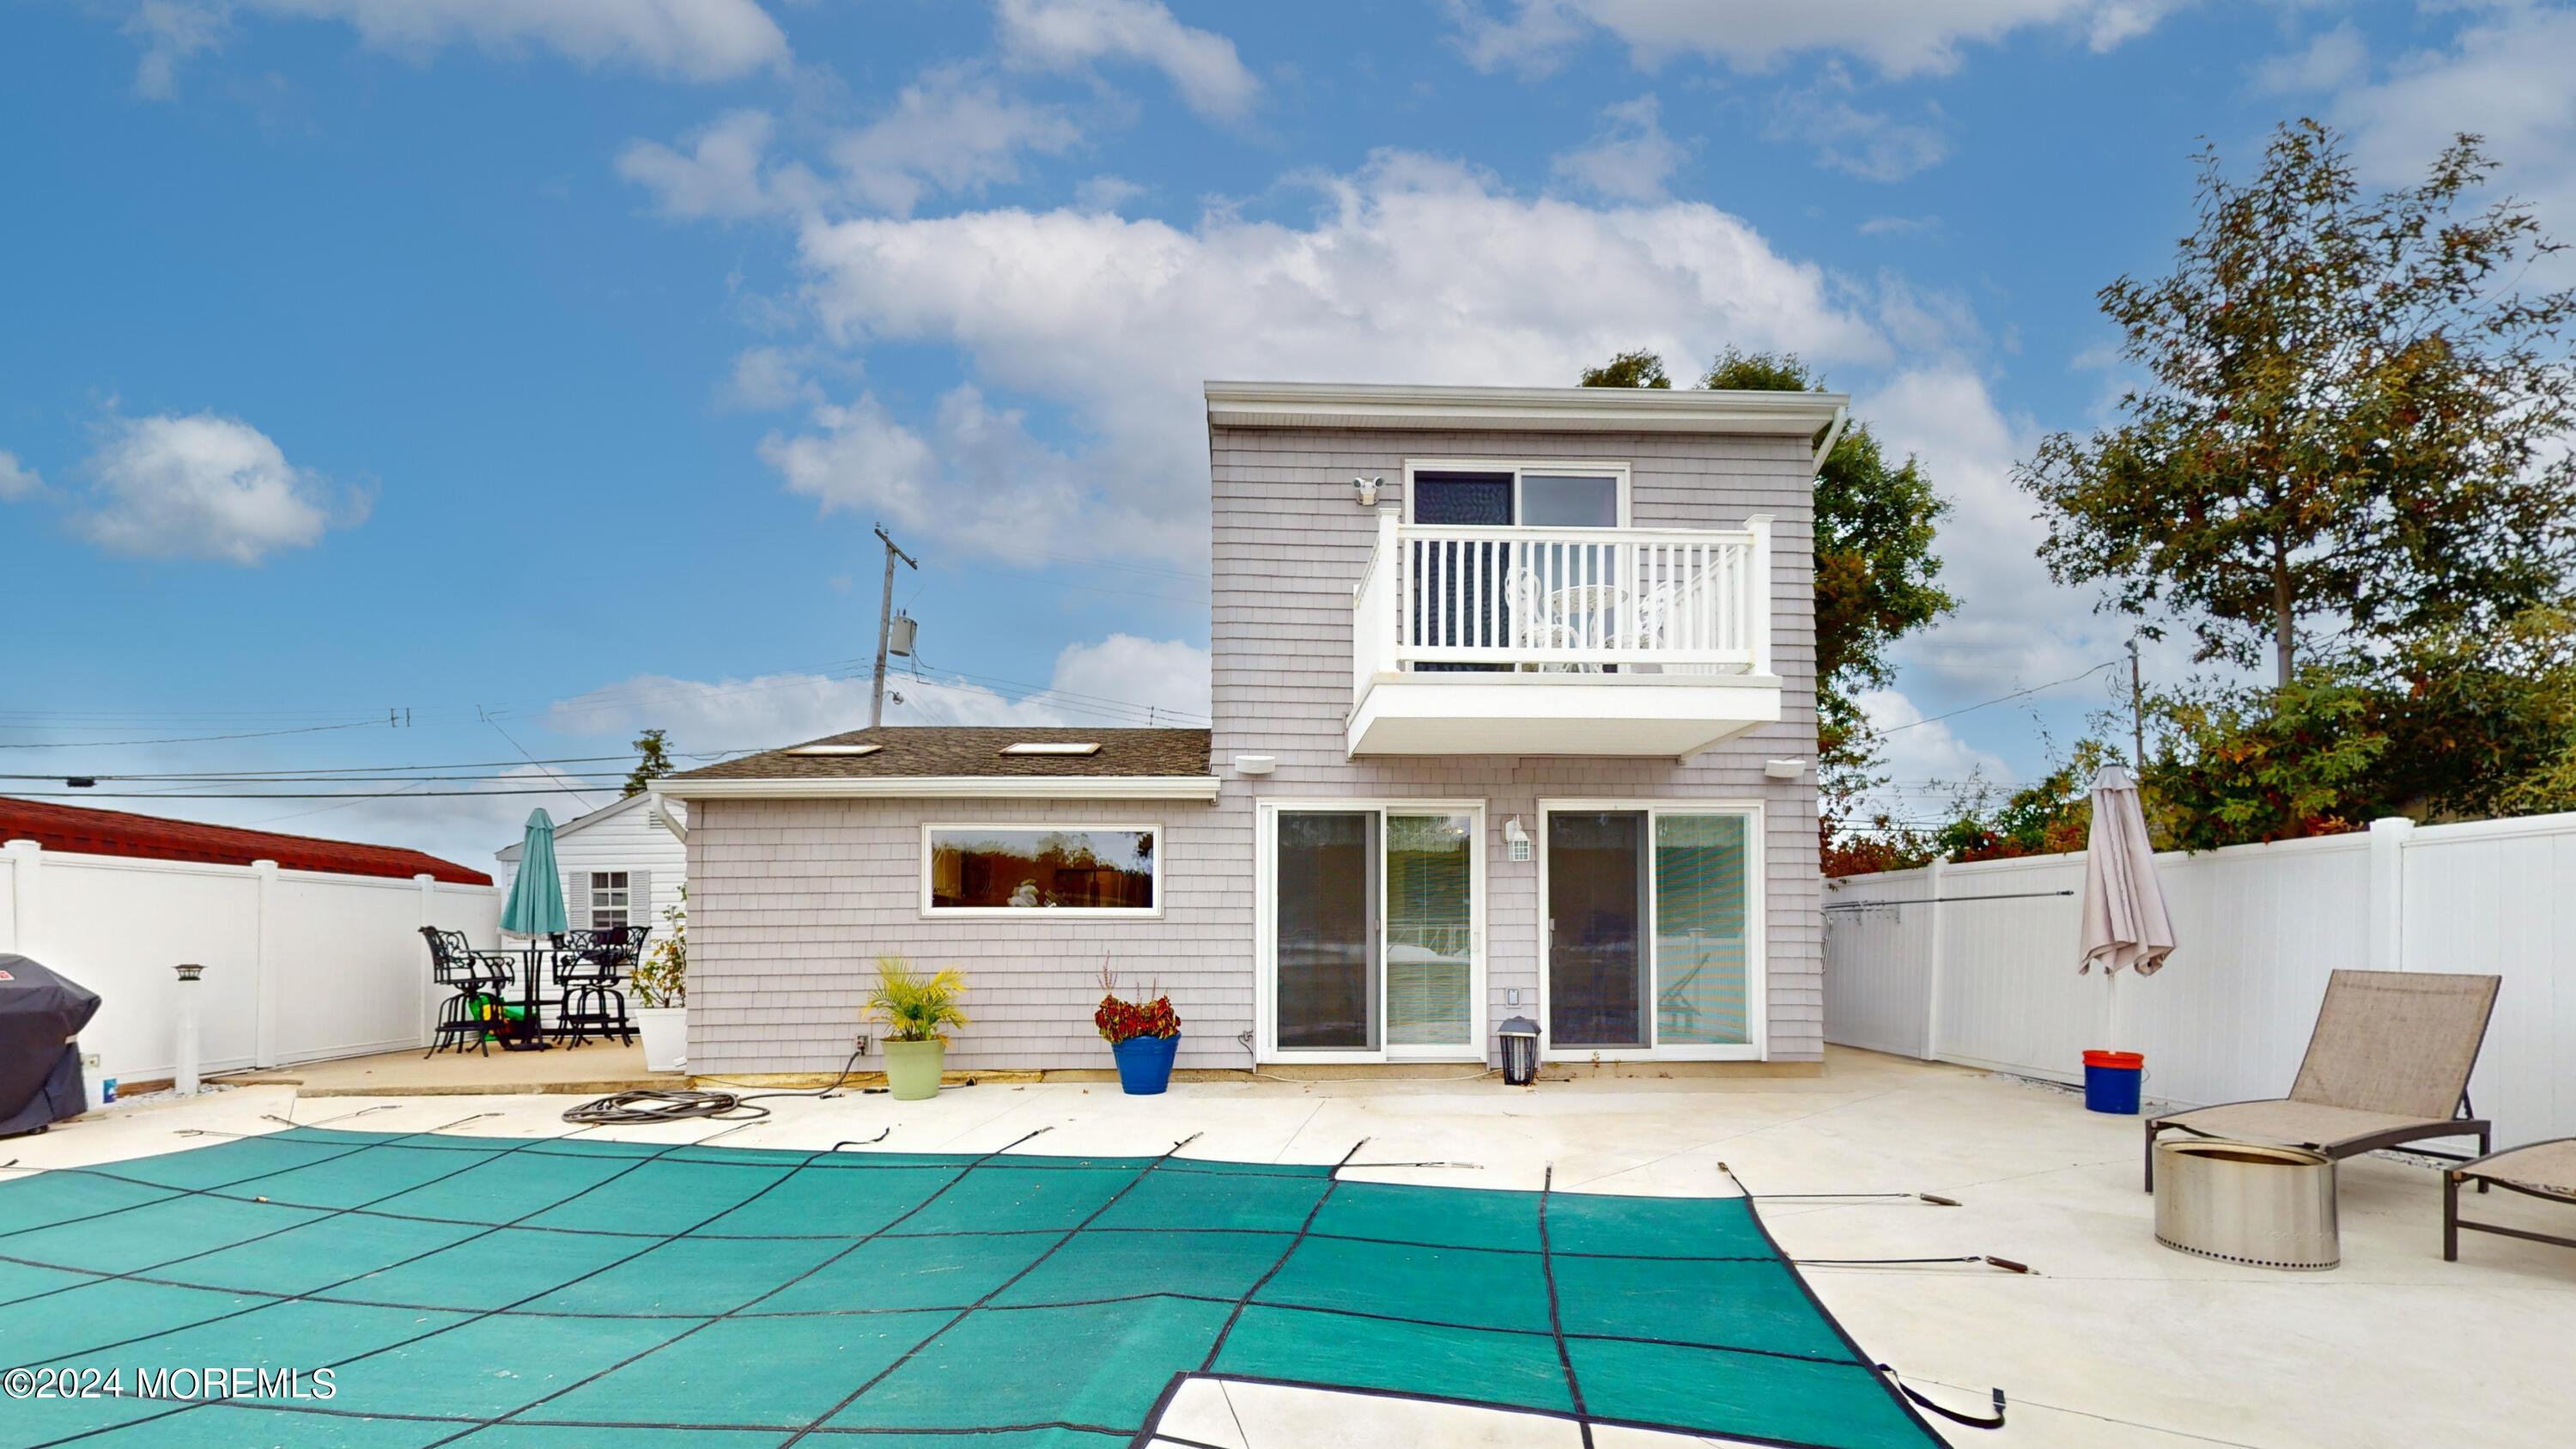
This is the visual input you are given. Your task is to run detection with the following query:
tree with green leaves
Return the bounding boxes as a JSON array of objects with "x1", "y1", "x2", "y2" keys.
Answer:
[
  {"x1": 1581, "y1": 347, "x2": 1955, "y2": 831},
  {"x1": 2019, "y1": 120, "x2": 2576, "y2": 689},
  {"x1": 622, "y1": 728, "x2": 675, "y2": 798}
]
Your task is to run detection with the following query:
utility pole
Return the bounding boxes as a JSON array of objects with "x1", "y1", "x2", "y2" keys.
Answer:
[
  {"x1": 869, "y1": 523, "x2": 919, "y2": 730},
  {"x1": 2127, "y1": 636, "x2": 2145, "y2": 771}
]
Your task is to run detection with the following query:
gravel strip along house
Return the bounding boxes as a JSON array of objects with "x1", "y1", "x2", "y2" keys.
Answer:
[{"x1": 659, "y1": 381, "x2": 1837, "y2": 1077}]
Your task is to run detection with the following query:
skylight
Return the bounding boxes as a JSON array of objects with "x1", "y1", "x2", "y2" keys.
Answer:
[
  {"x1": 784, "y1": 743, "x2": 882, "y2": 757},
  {"x1": 1000, "y1": 742, "x2": 1102, "y2": 756}
]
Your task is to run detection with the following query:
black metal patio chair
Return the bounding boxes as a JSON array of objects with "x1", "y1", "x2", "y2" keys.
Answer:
[
  {"x1": 420, "y1": 928, "x2": 514, "y2": 1058},
  {"x1": 550, "y1": 925, "x2": 649, "y2": 1048}
]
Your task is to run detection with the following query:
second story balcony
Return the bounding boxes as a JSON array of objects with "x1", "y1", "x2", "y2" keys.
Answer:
[{"x1": 1348, "y1": 511, "x2": 1783, "y2": 758}]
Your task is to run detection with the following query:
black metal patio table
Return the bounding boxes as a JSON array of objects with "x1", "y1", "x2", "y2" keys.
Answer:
[{"x1": 495, "y1": 942, "x2": 554, "y2": 1051}]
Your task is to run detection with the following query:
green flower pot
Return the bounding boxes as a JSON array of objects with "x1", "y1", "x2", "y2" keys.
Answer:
[{"x1": 883, "y1": 1038, "x2": 946, "y2": 1101}]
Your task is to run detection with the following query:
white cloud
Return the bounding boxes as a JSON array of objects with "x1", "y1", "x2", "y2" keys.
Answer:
[
  {"x1": 617, "y1": 109, "x2": 778, "y2": 220},
  {"x1": 781, "y1": 150, "x2": 1885, "y2": 563},
  {"x1": 1050, "y1": 634, "x2": 1211, "y2": 720},
  {"x1": 620, "y1": 72, "x2": 1080, "y2": 222},
  {"x1": 1551, "y1": 94, "x2": 1687, "y2": 201},
  {"x1": 2256, "y1": 22, "x2": 2366, "y2": 95},
  {"x1": 758, "y1": 384, "x2": 1195, "y2": 562},
  {"x1": 1768, "y1": 73, "x2": 1950, "y2": 181},
  {"x1": 69, "y1": 412, "x2": 361, "y2": 564},
  {"x1": 995, "y1": 0, "x2": 1260, "y2": 120},
  {"x1": 829, "y1": 68, "x2": 1082, "y2": 216},
  {"x1": 249, "y1": 0, "x2": 788, "y2": 82},
  {"x1": 123, "y1": 1, "x2": 228, "y2": 99},
  {"x1": 1448, "y1": 0, "x2": 2182, "y2": 80},
  {"x1": 0, "y1": 451, "x2": 41, "y2": 502},
  {"x1": 1861, "y1": 367, "x2": 2127, "y2": 700},
  {"x1": 719, "y1": 344, "x2": 822, "y2": 411},
  {"x1": 545, "y1": 636, "x2": 1212, "y2": 749},
  {"x1": 1858, "y1": 686, "x2": 2015, "y2": 782}
]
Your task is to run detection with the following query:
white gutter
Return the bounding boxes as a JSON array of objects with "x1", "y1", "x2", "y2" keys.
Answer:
[
  {"x1": 1811, "y1": 405, "x2": 1850, "y2": 476},
  {"x1": 1206, "y1": 381, "x2": 1850, "y2": 435},
  {"x1": 654, "y1": 776, "x2": 1224, "y2": 802}
]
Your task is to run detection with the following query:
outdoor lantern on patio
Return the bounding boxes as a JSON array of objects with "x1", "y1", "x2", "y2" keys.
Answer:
[{"x1": 1498, "y1": 1015, "x2": 1540, "y2": 1087}]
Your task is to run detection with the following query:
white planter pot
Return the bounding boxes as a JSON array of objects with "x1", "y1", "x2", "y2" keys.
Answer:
[{"x1": 636, "y1": 1008, "x2": 688, "y2": 1074}]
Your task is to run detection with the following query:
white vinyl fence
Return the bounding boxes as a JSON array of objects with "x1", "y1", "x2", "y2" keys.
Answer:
[
  {"x1": 0, "y1": 839, "x2": 501, "y2": 1088},
  {"x1": 1824, "y1": 813, "x2": 2576, "y2": 1149}
]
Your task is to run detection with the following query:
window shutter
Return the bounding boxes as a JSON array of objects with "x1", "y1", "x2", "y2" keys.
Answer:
[
  {"x1": 567, "y1": 871, "x2": 592, "y2": 929},
  {"x1": 629, "y1": 868, "x2": 653, "y2": 930}
]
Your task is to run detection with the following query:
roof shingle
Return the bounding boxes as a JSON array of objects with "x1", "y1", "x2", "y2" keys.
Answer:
[{"x1": 665, "y1": 727, "x2": 1212, "y2": 782}]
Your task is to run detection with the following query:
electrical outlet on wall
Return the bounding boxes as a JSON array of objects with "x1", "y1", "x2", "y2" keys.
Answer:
[
  {"x1": 81, "y1": 1052, "x2": 101, "y2": 1069},
  {"x1": 854, "y1": 1034, "x2": 872, "y2": 1056}
]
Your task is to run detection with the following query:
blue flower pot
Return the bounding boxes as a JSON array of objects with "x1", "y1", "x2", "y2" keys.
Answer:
[{"x1": 1112, "y1": 1034, "x2": 1179, "y2": 1095}]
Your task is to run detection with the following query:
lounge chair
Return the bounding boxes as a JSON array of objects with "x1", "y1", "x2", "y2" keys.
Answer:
[
  {"x1": 2445, "y1": 1139, "x2": 2576, "y2": 1262},
  {"x1": 2145, "y1": 969, "x2": 2498, "y2": 1191}
]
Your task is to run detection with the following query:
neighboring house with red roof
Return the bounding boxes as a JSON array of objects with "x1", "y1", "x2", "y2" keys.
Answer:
[{"x1": 0, "y1": 797, "x2": 489, "y2": 885}]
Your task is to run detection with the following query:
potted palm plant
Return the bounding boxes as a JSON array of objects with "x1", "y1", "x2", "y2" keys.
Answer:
[
  {"x1": 1094, "y1": 962, "x2": 1182, "y2": 1095},
  {"x1": 632, "y1": 890, "x2": 688, "y2": 1073},
  {"x1": 868, "y1": 955, "x2": 969, "y2": 1101}
]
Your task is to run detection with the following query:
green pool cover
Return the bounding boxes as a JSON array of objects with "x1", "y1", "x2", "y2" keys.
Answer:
[{"x1": 0, "y1": 1127, "x2": 1946, "y2": 1448}]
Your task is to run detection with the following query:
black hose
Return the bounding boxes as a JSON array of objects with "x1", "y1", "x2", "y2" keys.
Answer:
[{"x1": 560, "y1": 1046, "x2": 868, "y2": 1128}]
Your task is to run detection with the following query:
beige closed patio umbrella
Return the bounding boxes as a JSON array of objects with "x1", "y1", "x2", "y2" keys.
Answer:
[{"x1": 2081, "y1": 764, "x2": 2175, "y2": 1058}]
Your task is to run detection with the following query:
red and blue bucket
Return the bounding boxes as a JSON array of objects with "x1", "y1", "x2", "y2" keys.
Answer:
[{"x1": 2081, "y1": 1050, "x2": 2145, "y2": 1115}]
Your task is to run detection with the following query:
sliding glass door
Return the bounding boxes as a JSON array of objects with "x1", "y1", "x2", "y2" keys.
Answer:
[
  {"x1": 1271, "y1": 807, "x2": 1479, "y2": 1057},
  {"x1": 1545, "y1": 805, "x2": 1757, "y2": 1055}
]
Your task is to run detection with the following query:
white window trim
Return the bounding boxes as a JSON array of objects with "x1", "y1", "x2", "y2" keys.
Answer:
[
  {"x1": 1254, "y1": 798, "x2": 1488, "y2": 1065},
  {"x1": 1401, "y1": 459, "x2": 1633, "y2": 528},
  {"x1": 1534, "y1": 797, "x2": 1766, "y2": 1062},
  {"x1": 918, "y1": 821, "x2": 1165, "y2": 919},
  {"x1": 591, "y1": 871, "x2": 631, "y2": 928}
]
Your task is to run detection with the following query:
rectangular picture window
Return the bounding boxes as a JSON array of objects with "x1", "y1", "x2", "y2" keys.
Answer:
[{"x1": 926, "y1": 827, "x2": 1157, "y2": 912}]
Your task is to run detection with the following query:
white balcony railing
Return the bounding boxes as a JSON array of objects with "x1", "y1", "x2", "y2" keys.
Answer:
[{"x1": 1352, "y1": 513, "x2": 1772, "y2": 687}]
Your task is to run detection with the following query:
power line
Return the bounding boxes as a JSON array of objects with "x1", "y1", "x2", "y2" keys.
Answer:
[
  {"x1": 0, "y1": 720, "x2": 394, "y2": 750},
  {"x1": 1865, "y1": 661, "x2": 2119, "y2": 739}
]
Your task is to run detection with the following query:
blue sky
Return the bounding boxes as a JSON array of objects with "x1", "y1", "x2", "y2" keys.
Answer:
[{"x1": 4, "y1": 0, "x2": 2571, "y2": 867}]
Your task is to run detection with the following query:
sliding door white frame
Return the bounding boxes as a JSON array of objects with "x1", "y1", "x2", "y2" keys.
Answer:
[
  {"x1": 1534, "y1": 797, "x2": 1767, "y2": 1062},
  {"x1": 1255, "y1": 797, "x2": 1488, "y2": 1065}
]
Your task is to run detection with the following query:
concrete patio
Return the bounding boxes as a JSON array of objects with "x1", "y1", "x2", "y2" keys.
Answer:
[{"x1": 12, "y1": 1046, "x2": 2570, "y2": 1447}]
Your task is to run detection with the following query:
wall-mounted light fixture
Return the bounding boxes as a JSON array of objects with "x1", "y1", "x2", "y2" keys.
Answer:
[
  {"x1": 1353, "y1": 476, "x2": 1382, "y2": 507},
  {"x1": 1502, "y1": 816, "x2": 1532, "y2": 861},
  {"x1": 1764, "y1": 758, "x2": 1807, "y2": 780},
  {"x1": 1232, "y1": 754, "x2": 1277, "y2": 776}
]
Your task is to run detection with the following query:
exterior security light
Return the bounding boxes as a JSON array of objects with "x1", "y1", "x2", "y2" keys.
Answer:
[
  {"x1": 1764, "y1": 758, "x2": 1806, "y2": 780},
  {"x1": 1354, "y1": 476, "x2": 1382, "y2": 507},
  {"x1": 1502, "y1": 817, "x2": 1532, "y2": 861},
  {"x1": 1233, "y1": 754, "x2": 1277, "y2": 776}
]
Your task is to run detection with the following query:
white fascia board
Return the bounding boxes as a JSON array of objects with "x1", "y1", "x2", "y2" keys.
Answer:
[
  {"x1": 653, "y1": 776, "x2": 1224, "y2": 802},
  {"x1": 1204, "y1": 381, "x2": 1850, "y2": 435}
]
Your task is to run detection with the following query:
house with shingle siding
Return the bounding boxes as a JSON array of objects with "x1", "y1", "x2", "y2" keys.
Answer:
[{"x1": 657, "y1": 381, "x2": 1840, "y2": 1076}]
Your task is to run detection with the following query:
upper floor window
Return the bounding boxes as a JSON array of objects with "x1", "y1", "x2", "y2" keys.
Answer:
[{"x1": 1405, "y1": 460, "x2": 1626, "y2": 528}]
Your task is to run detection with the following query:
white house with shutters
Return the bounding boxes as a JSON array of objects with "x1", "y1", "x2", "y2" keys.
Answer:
[
  {"x1": 657, "y1": 381, "x2": 1835, "y2": 1077},
  {"x1": 495, "y1": 791, "x2": 687, "y2": 936}
]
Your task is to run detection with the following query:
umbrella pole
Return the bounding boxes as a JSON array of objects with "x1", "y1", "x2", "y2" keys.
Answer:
[{"x1": 2099, "y1": 967, "x2": 2121, "y2": 1055}]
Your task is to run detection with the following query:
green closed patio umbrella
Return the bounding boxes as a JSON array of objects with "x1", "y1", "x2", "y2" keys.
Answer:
[
  {"x1": 501, "y1": 808, "x2": 567, "y2": 936},
  {"x1": 495, "y1": 809, "x2": 566, "y2": 1047}
]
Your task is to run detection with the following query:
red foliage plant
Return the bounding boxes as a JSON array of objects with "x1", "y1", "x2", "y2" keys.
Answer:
[{"x1": 1094, "y1": 993, "x2": 1180, "y2": 1044}]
